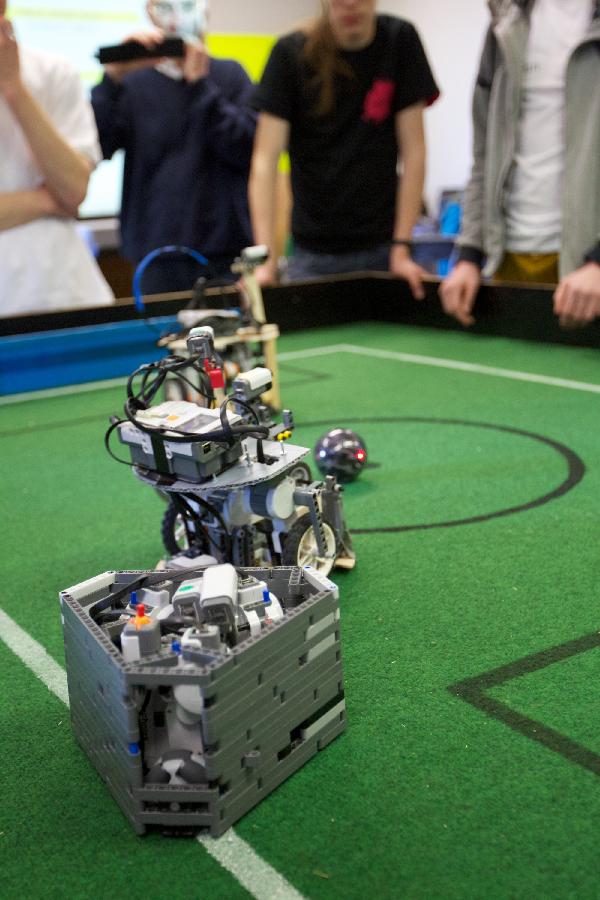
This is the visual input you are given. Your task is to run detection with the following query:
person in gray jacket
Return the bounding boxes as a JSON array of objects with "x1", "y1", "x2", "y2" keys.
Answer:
[{"x1": 440, "y1": 0, "x2": 600, "y2": 328}]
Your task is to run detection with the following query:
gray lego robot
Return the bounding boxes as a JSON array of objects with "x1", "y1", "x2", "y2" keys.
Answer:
[
  {"x1": 107, "y1": 326, "x2": 355, "y2": 574},
  {"x1": 60, "y1": 561, "x2": 346, "y2": 835}
]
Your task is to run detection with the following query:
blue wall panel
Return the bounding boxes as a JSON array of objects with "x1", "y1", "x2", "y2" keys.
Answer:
[{"x1": 0, "y1": 317, "x2": 179, "y2": 395}]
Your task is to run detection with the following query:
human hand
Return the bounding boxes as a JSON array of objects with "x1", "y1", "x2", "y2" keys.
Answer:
[
  {"x1": 390, "y1": 245, "x2": 426, "y2": 299},
  {"x1": 254, "y1": 261, "x2": 278, "y2": 287},
  {"x1": 553, "y1": 262, "x2": 600, "y2": 328},
  {"x1": 182, "y1": 38, "x2": 209, "y2": 83},
  {"x1": 104, "y1": 29, "x2": 166, "y2": 83},
  {"x1": 438, "y1": 260, "x2": 481, "y2": 327},
  {"x1": 0, "y1": 16, "x2": 22, "y2": 102}
]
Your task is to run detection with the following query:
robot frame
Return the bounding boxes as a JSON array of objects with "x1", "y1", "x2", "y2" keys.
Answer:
[{"x1": 107, "y1": 325, "x2": 355, "y2": 576}]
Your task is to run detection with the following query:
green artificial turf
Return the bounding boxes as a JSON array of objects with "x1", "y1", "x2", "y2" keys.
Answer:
[{"x1": 1, "y1": 321, "x2": 600, "y2": 899}]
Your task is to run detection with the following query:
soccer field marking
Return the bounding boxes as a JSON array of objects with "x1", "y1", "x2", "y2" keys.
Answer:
[
  {"x1": 449, "y1": 629, "x2": 600, "y2": 778},
  {"x1": 0, "y1": 376, "x2": 129, "y2": 406},
  {"x1": 337, "y1": 344, "x2": 600, "y2": 394},
  {"x1": 0, "y1": 608, "x2": 70, "y2": 705},
  {"x1": 197, "y1": 831, "x2": 306, "y2": 900},
  {"x1": 277, "y1": 344, "x2": 350, "y2": 362},
  {"x1": 0, "y1": 608, "x2": 307, "y2": 900},
  {"x1": 2, "y1": 340, "x2": 600, "y2": 406}
]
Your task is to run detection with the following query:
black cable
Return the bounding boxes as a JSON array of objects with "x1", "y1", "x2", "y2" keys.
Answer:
[
  {"x1": 88, "y1": 562, "x2": 216, "y2": 623},
  {"x1": 121, "y1": 371, "x2": 269, "y2": 444},
  {"x1": 159, "y1": 616, "x2": 195, "y2": 636},
  {"x1": 126, "y1": 355, "x2": 214, "y2": 412},
  {"x1": 104, "y1": 418, "x2": 137, "y2": 467},
  {"x1": 174, "y1": 492, "x2": 232, "y2": 559},
  {"x1": 171, "y1": 370, "x2": 213, "y2": 402},
  {"x1": 104, "y1": 353, "x2": 269, "y2": 469},
  {"x1": 226, "y1": 397, "x2": 266, "y2": 462},
  {"x1": 223, "y1": 395, "x2": 261, "y2": 425},
  {"x1": 170, "y1": 493, "x2": 212, "y2": 554}
]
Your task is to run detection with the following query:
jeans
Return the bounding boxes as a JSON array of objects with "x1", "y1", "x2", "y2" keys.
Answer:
[{"x1": 285, "y1": 242, "x2": 391, "y2": 281}]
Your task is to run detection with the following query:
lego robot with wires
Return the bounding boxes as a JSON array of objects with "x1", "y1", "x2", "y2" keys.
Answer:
[{"x1": 106, "y1": 326, "x2": 355, "y2": 575}]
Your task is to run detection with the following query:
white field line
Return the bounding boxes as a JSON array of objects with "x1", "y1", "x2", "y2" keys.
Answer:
[
  {"x1": 0, "y1": 608, "x2": 70, "y2": 705},
  {"x1": 276, "y1": 344, "x2": 349, "y2": 362},
  {"x1": 2, "y1": 342, "x2": 599, "y2": 405},
  {"x1": 0, "y1": 607, "x2": 307, "y2": 900},
  {"x1": 337, "y1": 343, "x2": 600, "y2": 395},
  {"x1": 0, "y1": 376, "x2": 128, "y2": 406},
  {"x1": 197, "y1": 831, "x2": 305, "y2": 900}
]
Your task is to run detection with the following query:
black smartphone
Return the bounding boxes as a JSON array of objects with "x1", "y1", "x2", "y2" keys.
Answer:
[{"x1": 96, "y1": 36, "x2": 185, "y2": 65}]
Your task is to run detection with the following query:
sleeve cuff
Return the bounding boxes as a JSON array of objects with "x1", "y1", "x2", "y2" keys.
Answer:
[
  {"x1": 583, "y1": 242, "x2": 600, "y2": 266},
  {"x1": 99, "y1": 73, "x2": 124, "y2": 98},
  {"x1": 456, "y1": 245, "x2": 485, "y2": 268}
]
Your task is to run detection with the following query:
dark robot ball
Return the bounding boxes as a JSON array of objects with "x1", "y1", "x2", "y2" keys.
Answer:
[{"x1": 314, "y1": 428, "x2": 367, "y2": 483}]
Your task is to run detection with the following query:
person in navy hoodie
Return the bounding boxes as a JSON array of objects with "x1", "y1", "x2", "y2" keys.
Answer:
[
  {"x1": 92, "y1": 0, "x2": 256, "y2": 293},
  {"x1": 249, "y1": 0, "x2": 439, "y2": 296}
]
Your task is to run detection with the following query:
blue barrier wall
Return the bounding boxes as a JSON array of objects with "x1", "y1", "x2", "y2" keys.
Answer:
[{"x1": 0, "y1": 317, "x2": 179, "y2": 395}]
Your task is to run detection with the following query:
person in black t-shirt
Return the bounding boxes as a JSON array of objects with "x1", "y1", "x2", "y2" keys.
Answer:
[{"x1": 249, "y1": 0, "x2": 439, "y2": 294}]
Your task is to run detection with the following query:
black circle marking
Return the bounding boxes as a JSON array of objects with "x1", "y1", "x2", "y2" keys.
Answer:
[{"x1": 300, "y1": 417, "x2": 585, "y2": 533}]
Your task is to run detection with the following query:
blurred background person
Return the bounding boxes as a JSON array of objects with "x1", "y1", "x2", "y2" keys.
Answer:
[
  {"x1": 0, "y1": 0, "x2": 113, "y2": 317},
  {"x1": 249, "y1": 0, "x2": 439, "y2": 297},
  {"x1": 440, "y1": 0, "x2": 600, "y2": 328},
  {"x1": 92, "y1": 0, "x2": 256, "y2": 294}
]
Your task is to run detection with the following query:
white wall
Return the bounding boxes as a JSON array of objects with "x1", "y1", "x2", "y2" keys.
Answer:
[
  {"x1": 209, "y1": 0, "x2": 319, "y2": 33},
  {"x1": 380, "y1": 0, "x2": 490, "y2": 212}
]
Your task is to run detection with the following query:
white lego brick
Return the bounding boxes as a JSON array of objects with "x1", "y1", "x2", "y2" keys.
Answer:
[
  {"x1": 63, "y1": 571, "x2": 116, "y2": 603},
  {"x1": 302, "y1": 566, "x2": 339, "y2": 600}
]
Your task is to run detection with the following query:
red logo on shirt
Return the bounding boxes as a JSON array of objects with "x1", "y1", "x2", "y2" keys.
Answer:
[{"x1": 362, "y1": 79, "x2": 395, "y2": 124}]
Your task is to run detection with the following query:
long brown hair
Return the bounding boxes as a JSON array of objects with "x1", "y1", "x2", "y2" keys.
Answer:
[{"x1": 302, "y1": 9, "x2": 353, "y2": 117}]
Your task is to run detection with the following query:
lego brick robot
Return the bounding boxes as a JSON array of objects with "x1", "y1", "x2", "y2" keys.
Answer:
[
  {"x1": 60, "y1": 561, "x2": 346, "y2": 835},
  {"x1": 106, "y1": 326, "x2": 355, "y2": 574}
]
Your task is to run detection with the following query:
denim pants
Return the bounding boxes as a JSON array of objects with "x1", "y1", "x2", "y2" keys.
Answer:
[{"x1": 285, "y1": 242, "x2": 391, "y2": 281}]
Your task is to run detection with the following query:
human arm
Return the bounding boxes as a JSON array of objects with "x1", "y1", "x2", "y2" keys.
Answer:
[
  {"x1": 391, "y1": 102, "x2": 427, "y2": 299},
  {"x1": 248, "y1": 112, "x2": 290, "y2": 286},
  {"x1": 0, "y1": 187, "x2": 69, "y2": 233},
  {"x1": 91, "y1": 30, "x2": 166, "y2": 159},
  {"x1": 0, "y1": 17, "x2": 91, "y2": 214},
  {"x1": 439, "y1": 28, "x2": 496, "y2": 325},
  {"x1": 187, "y1": 58, "x2": 257, "y2": 171}
]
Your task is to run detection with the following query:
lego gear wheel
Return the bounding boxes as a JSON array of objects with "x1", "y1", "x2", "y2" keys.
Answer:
[
  {"x1": 282, "y1": 514, "x2": 337, "y2": 575},
  {"x1": 287, "y1": 461, "x2": 312, "y2": 485}
]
